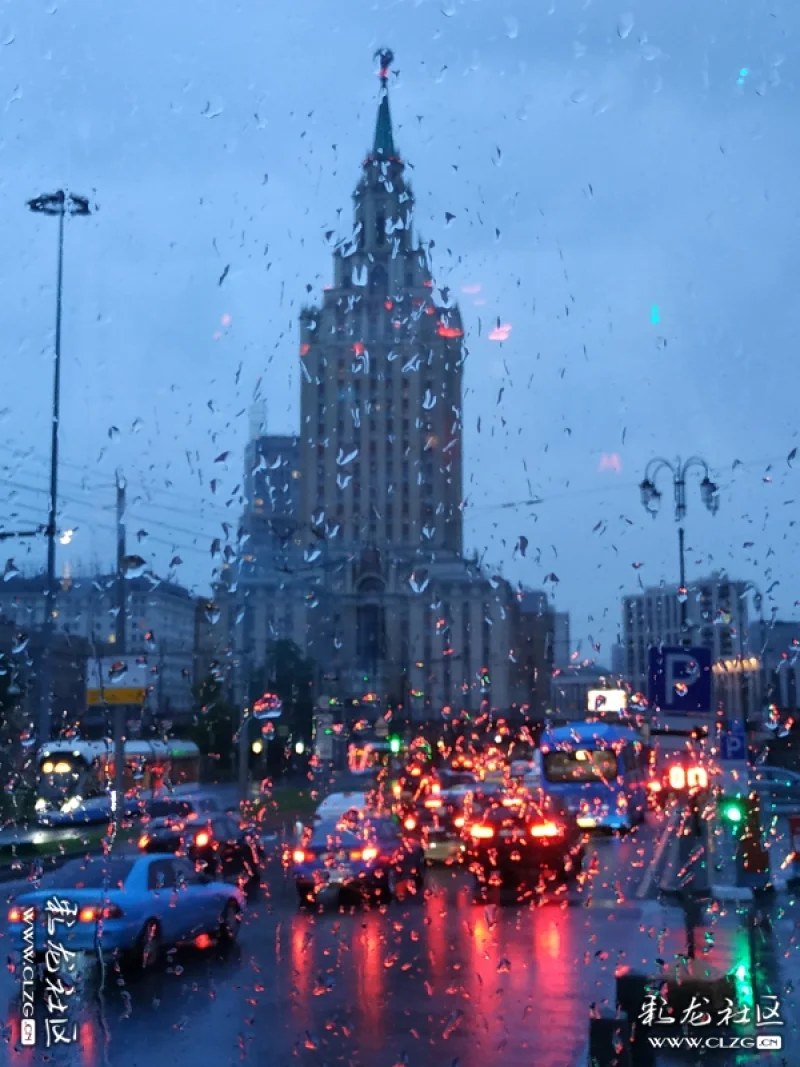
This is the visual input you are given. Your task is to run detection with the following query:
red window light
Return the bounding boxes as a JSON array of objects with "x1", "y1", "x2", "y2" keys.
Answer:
[
  {"x1": 138, "y1": 834, "x2": 150, "y2": 848},
  {"x1": 403, "y1": 816, "x2": 417, "y2": 831},
  {"x1": 361, "y1": 847, "x2": 378, "y2": 862},
  {"x1": 292, "y1": 849, "x2": 308, "y2": 864},
  {"x1": 437, "y1": 325, "x2": 463, "y2": 339},
  {"x1": 668, "y1": 765, "x2": 687, "y2": 790},
  {"x1": 687, "y1": 766, "x2": 708, "y2": 790},
  {"x1": 300, "y1": 343, "x2": 310, "y2": 356},
  {"x1": 195, "y1": 831, "x2": 211, "y2": 847},
  {"x1": 8, "y1": 907, "x2": 23, "y2": 923}
]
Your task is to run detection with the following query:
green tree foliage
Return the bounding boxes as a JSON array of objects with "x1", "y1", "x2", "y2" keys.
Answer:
[
  {"x1": 189, "y1": 674, "x2": 237, "y2": 769},
  {"x1": 250, "y1": 639, "x2": 314, "y2": 742}
]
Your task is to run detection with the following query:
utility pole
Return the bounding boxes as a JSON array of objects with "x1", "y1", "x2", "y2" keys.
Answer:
[
  {"x1": 113, "y1": 471, "x2": 127, "y2": 831},
  {"x1": 27, "y1": 189, "x2": 91, "y2": 745}
]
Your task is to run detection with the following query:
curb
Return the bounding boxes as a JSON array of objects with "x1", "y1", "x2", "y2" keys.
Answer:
[{"x1": 637, "y1": 807, "x2": 680, "y2": 900}]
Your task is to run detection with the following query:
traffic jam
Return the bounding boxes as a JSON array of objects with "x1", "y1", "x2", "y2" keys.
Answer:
[{"x1": 6, "y1": 717, "x2": 724, "y2": 985}]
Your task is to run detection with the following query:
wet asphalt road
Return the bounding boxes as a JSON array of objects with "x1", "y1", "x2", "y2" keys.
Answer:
[{"x1": 1, "y1": 815, "x2": 797, "y2": 1067}]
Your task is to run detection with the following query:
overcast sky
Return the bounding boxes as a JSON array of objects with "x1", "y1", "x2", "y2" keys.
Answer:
[{"x1": 0, "y1": 0, "x2": 797, "y2": 661}]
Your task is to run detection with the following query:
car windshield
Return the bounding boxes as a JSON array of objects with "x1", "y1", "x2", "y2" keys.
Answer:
[
  {"x1": 309, "y1": 823, "x2": 361, "y2": 849},
  {"x1": 543, "y1": 750, "x2": 619, "y2": 784},
  {"x1": 148, "y1": 800, "x2": 192, "y2": 818}
]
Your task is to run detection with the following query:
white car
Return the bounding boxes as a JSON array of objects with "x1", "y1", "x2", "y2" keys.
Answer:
[{"x1": 314, "y1": 792, "x2": 370, "y2": 823}]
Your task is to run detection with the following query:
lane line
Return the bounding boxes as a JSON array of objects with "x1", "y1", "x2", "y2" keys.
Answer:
[{"x1": 636, "y1": 808, "x2": 679, "y2": 900}]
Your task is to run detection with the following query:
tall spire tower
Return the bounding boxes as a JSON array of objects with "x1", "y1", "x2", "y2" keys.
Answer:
[{"x1": 298, "y1": 49, "x2": 465, "y2": 559}]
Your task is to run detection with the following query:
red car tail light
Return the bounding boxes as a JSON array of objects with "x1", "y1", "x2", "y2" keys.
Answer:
[
  {"x1": 79, "y1": 904, "x2": 124, "y2": 922},
  {"x1": 195, "y1": 831, "x2": 211, "y2": 847},
  {"x1": 138, "y1": 834, "x2": 150, "y2": 849},
  {"x1": 470, "y1": 825, "x2": 494, "y2": 840},
  {"x1": 453, "y1": 816, "x2": 465, "y2": 828},
  {"x1": 529, "y1": 821, "x2": 563, "y2": 839}
]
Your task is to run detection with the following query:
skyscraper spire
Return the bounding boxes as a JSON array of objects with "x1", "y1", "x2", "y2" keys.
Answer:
[{"x1": 371, "y1": 48, "x2": 397, "y2": 159}]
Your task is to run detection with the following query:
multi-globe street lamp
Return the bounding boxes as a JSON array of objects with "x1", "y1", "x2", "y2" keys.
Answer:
[
  {"x1": 27, "y1": 190, "x2": 92, "y2": 743},
  {"x1": 639, "y1": 456, "x2": 720, "y2": 647}
]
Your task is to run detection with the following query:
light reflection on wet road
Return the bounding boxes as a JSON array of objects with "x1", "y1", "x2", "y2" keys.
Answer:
[{"x1": 1, "y1": 818, "x2": 797, "y2": 1066}]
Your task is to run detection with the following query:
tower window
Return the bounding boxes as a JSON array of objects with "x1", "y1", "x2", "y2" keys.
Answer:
[{"x1": 376, "y1": 213, "x2": 386, "y2": 246}]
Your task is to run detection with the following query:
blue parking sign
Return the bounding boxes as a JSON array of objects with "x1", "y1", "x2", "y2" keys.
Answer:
[
  {"x1": 647, "y1": 646, "x2": 712, "y2": 714},
  {"x1": 720, "y1": 720, "x2": 747, "y2": 761}
]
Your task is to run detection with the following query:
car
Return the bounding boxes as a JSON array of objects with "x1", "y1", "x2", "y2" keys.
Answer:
[
  {"x1": 292, "y1": 814, "x2": 424, "y2": 906},
  {"x1": 6, "y1": 853, "x2": 245, "y2": 973},
  {"x1": 141, "y1": 792, "x2": 221, "y2": 819},
  {"x1": 314, "y1": 792, "x2": 370, "y2": 824},
  {"x1": 461, "y1": 792, "x2": 584, "y2": 902},
  {"x1": 405, "y1": 780, "x2": 484, "y2": 864},
  {"x1": 137, "y1": 812, "x2": 265, "y2": 890}
]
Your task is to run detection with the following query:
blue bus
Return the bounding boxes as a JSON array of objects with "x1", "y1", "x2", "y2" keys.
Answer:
[{"x1": 539, "y1": 722, "x2": 649, "y2": 831}]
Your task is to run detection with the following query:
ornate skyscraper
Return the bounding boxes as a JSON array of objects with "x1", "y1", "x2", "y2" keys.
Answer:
[{"x1": 228, "y1": 53, "x2": 552, "y2": 726}]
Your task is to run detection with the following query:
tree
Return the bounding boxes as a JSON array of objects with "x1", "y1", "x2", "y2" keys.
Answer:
[
  {"x1": 189, "y1": 674, "x2": 237, "y2": 770},
  {"x1": 253, "y1": 639, "x2": 314, "y2": 743}
]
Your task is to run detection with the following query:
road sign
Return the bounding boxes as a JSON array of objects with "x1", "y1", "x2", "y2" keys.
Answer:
[
  {"x1": 86, "y1": 657, "x2": 149, "y2": 707},
  {"x1": 647, "y1": 646, "x2": 712, "y2": 714},
  {"x1": 720, "y1": 720, "x2": 747, "y2": 761},
  {"x1": 87, "y1": 687, "x2": 146, "y2": 706}
]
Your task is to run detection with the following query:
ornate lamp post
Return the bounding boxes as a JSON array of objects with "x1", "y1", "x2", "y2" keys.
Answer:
[{"x1": 639, "y1": 456, "x2": 720, "y2": 646}]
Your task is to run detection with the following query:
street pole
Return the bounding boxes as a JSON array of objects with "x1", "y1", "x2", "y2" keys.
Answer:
[
  {"x1": 678, "y1": 525, "x2": 688, "y2": 646},
  {"x1": 113, "y1": 471, "x2": 127, "y2": 832},
  {"x1": 27, "y1": 190, "x2": 91, "y2": 744}
]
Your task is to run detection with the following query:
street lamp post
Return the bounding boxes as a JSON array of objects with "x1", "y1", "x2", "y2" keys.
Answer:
[
  {"x1": 27, "y1": 190, "x2": 91, "y2": 744},
  {"x1": 639, "y1": 456, "x2": 720, "y2": 647}
]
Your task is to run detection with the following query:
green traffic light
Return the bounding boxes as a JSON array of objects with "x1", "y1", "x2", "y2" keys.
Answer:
[
  {"x1": 720, "y1": 799, "x2": 745, "y2": 825},
  {"x1": 389, "y1": 737, "x2": 401, "y2": 754}
]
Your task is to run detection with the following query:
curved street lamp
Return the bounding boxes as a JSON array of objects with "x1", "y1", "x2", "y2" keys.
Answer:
[{"x1": 639, "y1": 456, "x2": 720, "y2": 646}]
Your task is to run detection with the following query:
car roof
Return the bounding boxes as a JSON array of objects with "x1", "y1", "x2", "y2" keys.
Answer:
[{"x1": 317, "y1": 792, "x2": 368, "y2": 810}]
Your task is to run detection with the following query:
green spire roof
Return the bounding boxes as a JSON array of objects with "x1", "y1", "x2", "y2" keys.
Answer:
[
  {"x1": 373, "y1": 87, "x2": 395, "y2": 157},
  {"x1": 371, "y1": 48, "x2": 398, "y2": 159}
]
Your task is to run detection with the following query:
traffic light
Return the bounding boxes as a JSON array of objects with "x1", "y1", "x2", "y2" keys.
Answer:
[
  {"x1": 719, "y1": 797, "x2": 746, "y2": 827},
  {"x1": 389, "y1": 736, "x2": 401, "y2": 754}
]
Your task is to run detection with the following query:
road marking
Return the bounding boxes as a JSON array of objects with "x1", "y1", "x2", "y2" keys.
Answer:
[{"x1": 636, "y1": 809, "x2": 679, "y2": 900}]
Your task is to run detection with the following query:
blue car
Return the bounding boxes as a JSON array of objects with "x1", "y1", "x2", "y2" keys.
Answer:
[
  {"x1": 7, "y1": 853, "x2": 244, "y2": 973},
  {"x1": 292, "y1": 815, "x2": 424, "y2": 906}
]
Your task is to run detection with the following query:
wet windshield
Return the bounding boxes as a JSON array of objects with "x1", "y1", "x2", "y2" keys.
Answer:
[{"x1": 1, "y1": 1, "x2": 798, "y2": 1064}]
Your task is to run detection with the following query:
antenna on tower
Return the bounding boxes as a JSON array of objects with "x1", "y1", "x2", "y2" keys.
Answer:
[{"x1": 249, "y1": 400, "x2": 267, "y2": 440}]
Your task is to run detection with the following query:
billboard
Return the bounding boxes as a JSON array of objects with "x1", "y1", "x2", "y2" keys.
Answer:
[{"x1": 587, "y1": 689, "x2": 628, "y2": 714}]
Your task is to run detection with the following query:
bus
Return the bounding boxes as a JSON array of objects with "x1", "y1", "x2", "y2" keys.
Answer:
[
  {"x1": 539, "y1": 722, "x2": 650, "y2": 831},
  {"x1": 35, "y1": 739, "x2": 201, "y2": 820}
]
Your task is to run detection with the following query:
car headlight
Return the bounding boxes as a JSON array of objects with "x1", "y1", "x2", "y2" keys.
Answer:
[
  {"x1": 61, "y1": 796, "x2": 82, "y2": 814},
  {"x1": 35, "y1": 798, "x2": 47, "y2": 812}
]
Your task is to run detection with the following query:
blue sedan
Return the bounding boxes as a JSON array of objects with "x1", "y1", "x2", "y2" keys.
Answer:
[
  {"x1": 292, "y1": 815, "x2": 425, "y2": 906},
  {"x1": 7, "y1": 853, "x2": 244, "y2": 972}
]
